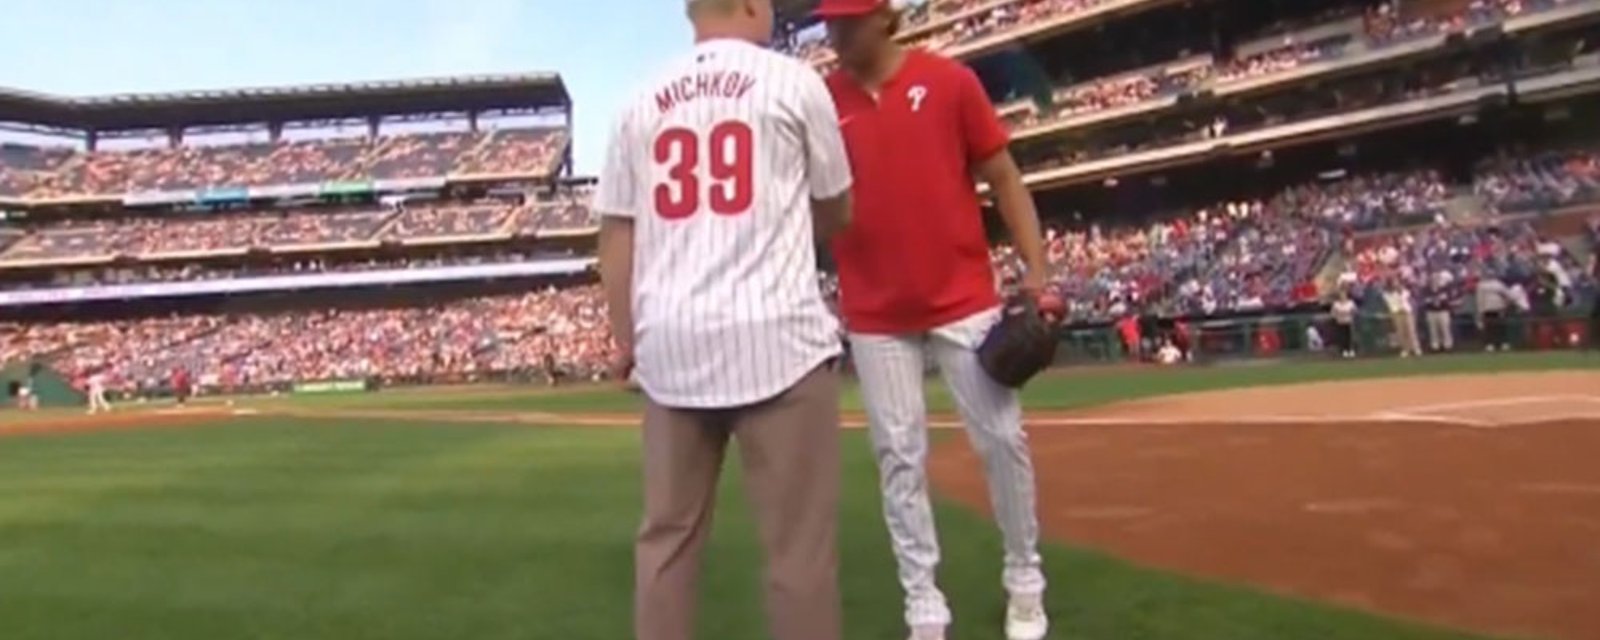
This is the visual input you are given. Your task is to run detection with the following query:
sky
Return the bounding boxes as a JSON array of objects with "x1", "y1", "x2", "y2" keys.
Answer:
[{"x1": 0, "y1": 0, "x2": 699, "y2": 174}]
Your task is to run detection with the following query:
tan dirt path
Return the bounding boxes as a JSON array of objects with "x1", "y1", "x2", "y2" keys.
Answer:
[{"x1": 930, "y1": 372, "x2": 1600, "y2": 640}]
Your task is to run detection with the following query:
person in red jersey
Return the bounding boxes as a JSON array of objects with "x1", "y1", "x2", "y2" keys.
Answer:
[
  {"x1": 170, "y1": 367, "x2": 191, "y2": 406},
  {"x1": 814, "y1": 1, "x2": 1053, "y2": 639}
]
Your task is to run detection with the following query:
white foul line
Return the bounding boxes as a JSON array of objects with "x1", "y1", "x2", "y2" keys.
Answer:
[{"x1": 1384, "y1": 394, "x2": 1600, "y2": 415}]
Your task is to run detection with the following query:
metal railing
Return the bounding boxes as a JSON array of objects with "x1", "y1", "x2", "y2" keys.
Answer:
[{"x1": 1055, "y1": 306, "x2": 1598, "y2": 363}]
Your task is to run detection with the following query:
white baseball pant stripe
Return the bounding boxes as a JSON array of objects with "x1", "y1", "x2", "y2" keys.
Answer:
[{"x1": 849, "y1": 307, "x2": 1046, "y2": 628}]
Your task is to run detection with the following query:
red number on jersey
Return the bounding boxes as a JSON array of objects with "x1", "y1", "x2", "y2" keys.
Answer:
[
  {"x1": 652, "y1": 121, "x2": 754, "y2": 219},
  {"x1": 652, "y1": 128, "x2": 699, "y2": 220},
  {"x1": 706, "y1": 121, "x2": 753, "y2": 215}
]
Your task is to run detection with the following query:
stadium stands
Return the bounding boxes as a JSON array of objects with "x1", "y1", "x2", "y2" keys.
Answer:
[
  {"x1": 1476, "y1": 147, "x2": 1600, "y2": 213},
  {"x1": 9, "y1": 150, "x2": 1589, "y2": 390},
  {"x1": 989, "y1": 0, "x2": 1583, "y2": 140},
  {"x1": 0, "y1": 127, "x2": 568, "y2": 199},
  {"x1": 1343, "y1": 219, "x2": 1592, "y2": 314},
  {"x1": 0, "y1": 196, "x2": 592, "y2": 262},
  {"x1": 0, "y1": 251, "x2": 572, "y2": 293},
  {"x1": 0, "y1": 286, "x2": 613, "y2": 394},
  {"x1": 6, "y1": 1, "x2": 1600, "y2": 398}
]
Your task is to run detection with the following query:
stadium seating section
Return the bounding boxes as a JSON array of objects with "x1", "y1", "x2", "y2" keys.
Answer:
[
  {"x1": 0, "y1": 194, "x2": 597, "y2": 262},
  {"x1": 794, "y1": 0, "x2": 1562, "y2": 67},
  {"x1": 4, "y1": 149, "x2": 1595, "y2": 391},
  {"x1": 3, "y1": 0, "x2": 1599, "y2": 394},
  {"x1": 1, "y1": 286, "x2": 612, "y2": 394},
  {"x1": 0, "y1": 127, "x2": 568, "y2": 199}
]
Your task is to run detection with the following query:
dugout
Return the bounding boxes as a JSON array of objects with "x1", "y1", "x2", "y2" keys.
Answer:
[{"x1": 1, "y1": 359, "x2": 83, "y2": 408}]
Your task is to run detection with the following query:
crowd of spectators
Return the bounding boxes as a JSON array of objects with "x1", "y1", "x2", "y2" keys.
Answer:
[
  {"x1": 1476, "y1": 147, "x2": 1600, "y2": 212},
  {"x1": 1013, "y1": 42, "x2": 1522, "y2": 175},
  {"x1": 1215, "y1": 34, "x2": 1355, "y2": 83},
  {"x1": 989, "y1": 168, "x2": 1454, "y2": 324},
  {"x1": 0, "y1": 196, "x2": 592, "y2": 261},
  {"x1": 1365, "y1": 0, "x2": 1570, "y2": 46},
  {"x1": 964, "y1": 0, "x2": 1577, "y2": 139},
  {"x1": 789, "y1": 0, "x2": 1109, "y2": 65},
  {"x1": 1340, "y1": 218, "x2": 1594, "y2": 316},
  {"x1": 0, "y1": 251, "x2": 575, "y2": 291},
  {"x1": 3, "y1": 190, "x2": 1593, "y2": 393},
  {"x1": 1028, "y1": 212, "x2": 1233, "y2": 323},
  {"x1": 1176, "y1": 206, "x2": 1331, "y2": 315},
  {"x1": 1277, "y1": 170, "x2": 1450, "y2": 229},
  {"x1": 517, "y1": 186, "x2": 599, "y2": 234},
  {"x1": 383, "y1": 202, "x2": 521, "y2": 239},
  {"x1": 1, "y1": 285, "x2": 614, "y2": 395},
  {"x1": 0, "y1": 127, "x2": 568, "y2": 199},
  {"x1": 1002, "y1": 62, "x2": 1212, "y2": 131}
]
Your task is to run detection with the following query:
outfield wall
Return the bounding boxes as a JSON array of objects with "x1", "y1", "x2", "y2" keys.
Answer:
[{"x1": 1059, "y1": 307, "x2": 1596, "y2": 363}]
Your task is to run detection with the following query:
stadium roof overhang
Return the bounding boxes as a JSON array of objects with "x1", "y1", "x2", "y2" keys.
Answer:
[{"x1": 0, "y1": 73, "x2": 571, "y2": 133}]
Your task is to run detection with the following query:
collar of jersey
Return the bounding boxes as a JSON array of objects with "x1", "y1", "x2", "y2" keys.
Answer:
[{"x1": 694, "y1": 37, "x2": 760, "y2": 52}]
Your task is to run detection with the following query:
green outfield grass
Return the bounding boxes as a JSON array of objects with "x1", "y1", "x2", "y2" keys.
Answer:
[
  {"x1": 276, "y1": 350, "x2": 1600, "y2": 415},
  {"x1": 2, "y1": 352, "x2": 1593, "y2": 639}
]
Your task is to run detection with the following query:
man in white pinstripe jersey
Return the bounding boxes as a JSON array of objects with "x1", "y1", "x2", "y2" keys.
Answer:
[
  {"x1": 593, "y1": 0, "x2": 854, "y2": 638},
  {"x1": 816, "y1": 1, "x2": 1053, "y2": 639}
]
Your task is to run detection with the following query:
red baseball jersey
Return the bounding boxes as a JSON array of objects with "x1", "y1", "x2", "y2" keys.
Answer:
[{"x1": 825, "y1": 50, "x2": 1011, "y2": 334}]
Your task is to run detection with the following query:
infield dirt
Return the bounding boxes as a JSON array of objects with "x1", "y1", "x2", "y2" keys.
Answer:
[{"x1": 932, "y1": 370, "x2": 1600, "y2": 640}]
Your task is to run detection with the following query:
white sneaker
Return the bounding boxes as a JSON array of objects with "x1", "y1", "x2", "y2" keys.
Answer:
[
  {"x1": 908, "y1": 624, "x2": 945, "y2": 640},
  {"x1": 1005, "y1": 594, "x2": 1049, "y2": 640}
]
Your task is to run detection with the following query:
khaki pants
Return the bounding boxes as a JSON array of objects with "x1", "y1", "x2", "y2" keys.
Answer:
[
  {"x1": 635, "y1": 364, "x2": 841, "y2": 640},
  {"x1": 1391, "y1": 311, "x2": 1422, "y2": 355},
  {"x1": 1425, "y1": 310, "x2": 1454, "y2": 351}
]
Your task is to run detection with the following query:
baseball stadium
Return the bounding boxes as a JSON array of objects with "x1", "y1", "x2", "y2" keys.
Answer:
[{"x1": 3, "y1": 0, "x2": 1600, "y2": 639}]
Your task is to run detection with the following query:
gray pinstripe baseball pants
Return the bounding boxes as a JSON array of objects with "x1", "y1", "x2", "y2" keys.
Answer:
[{"x1": 848, "y1": 307, "x2": 1046, "y2": 628}]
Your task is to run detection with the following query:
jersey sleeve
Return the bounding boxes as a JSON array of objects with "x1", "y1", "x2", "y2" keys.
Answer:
[
  {"x1": 798, "y1": 71, "x2": 853, "y2": 201},
  {"x1": 954, "y1": 63, "x2": 1011, "y2": 163},
  {"x1": 592, "y1": 112, "x2": 640, "y2": 219}
]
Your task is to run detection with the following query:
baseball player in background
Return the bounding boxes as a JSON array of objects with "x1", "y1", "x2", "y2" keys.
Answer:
[
  {"x1": 87, "y1": 370, "x2": 111, "y2": 414},
  {"x1": 815, "y1": 1, "x2": 1052, "y2": 638},
  {"x1": 593, "y1": 0, "x2": 854, "y2": 638}
]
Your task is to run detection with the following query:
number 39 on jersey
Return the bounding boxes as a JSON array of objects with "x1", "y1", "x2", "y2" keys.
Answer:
[{"x1": 652, "y1": 120, "x2": 754, "y2": 220}]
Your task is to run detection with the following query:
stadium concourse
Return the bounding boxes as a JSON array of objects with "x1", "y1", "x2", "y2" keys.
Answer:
[{"x1": 2, "y1": 0, "x2": 1600, "y2": 404}]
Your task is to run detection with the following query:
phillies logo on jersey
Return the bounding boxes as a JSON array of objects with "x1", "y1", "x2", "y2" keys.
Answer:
[{"x1": 907, "y1": 85, "x2": 928, "y2": 112}]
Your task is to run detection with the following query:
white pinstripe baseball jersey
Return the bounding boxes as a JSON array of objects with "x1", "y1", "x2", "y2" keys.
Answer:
[{"x1": 593, "y1": 38, "x2": 852, "y2": 409}]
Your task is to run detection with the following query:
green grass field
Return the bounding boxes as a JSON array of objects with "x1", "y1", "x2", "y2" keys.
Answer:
[{"x1": 2, "y1": 352, "x2": 1594, "y2": 639}]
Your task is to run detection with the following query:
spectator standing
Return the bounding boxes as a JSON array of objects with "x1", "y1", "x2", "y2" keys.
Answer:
[
  {"x1": 1476, "y1": 271, "x2": 1513, "y2": 351},
  {"x1": 1331, "y1": 290, "x2": 1358, "y2": 358},
  {"x1": 1529, "y1": 270, "x2": 1562, "y2": 348},
  {"x1": 1423, "y1": 273, "x2": 1455, "y2": 352},
  {"x1": 170, "y1": 366, "x2": 192, "y2": 405},
  {"x1": 1383, "y1": 278, "x2": 1422, "y2": 357},
  {"x1": 1117, "y1": 313, "x2": 1141, "y2": 361}
]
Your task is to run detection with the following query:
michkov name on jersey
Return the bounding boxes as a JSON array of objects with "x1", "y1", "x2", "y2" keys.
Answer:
[{"x1": 654, "y1": 71, "x2": 757, "y2": 113}]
